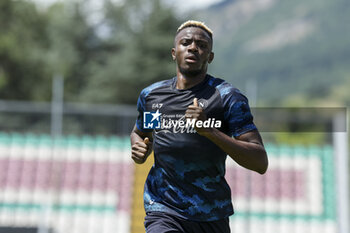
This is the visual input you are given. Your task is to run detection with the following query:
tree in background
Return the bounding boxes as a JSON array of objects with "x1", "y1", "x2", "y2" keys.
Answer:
[
  {"x1": 44, "y1": 1, "x2": 101, "y2": 102},
  {"x1": 0, "y1": 0, "x2": 181, "y2": 105},
  {"x1": 0, "y1": 0, "x2": 182, "y2": 134},
  {"x1": 0, "y1": 0, "x2": 50, "y2": 101},
  {"x1": 80, "y1": 0, "x2": 181, "y2": 104}
]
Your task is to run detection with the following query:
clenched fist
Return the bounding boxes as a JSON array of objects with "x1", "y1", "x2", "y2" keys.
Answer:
[
  {"x1": 185, "y1": 98, "x2": 211, "y2": 135},
  {"x1": 131, "y1": 137, "x2": 152, "y2": 164}
]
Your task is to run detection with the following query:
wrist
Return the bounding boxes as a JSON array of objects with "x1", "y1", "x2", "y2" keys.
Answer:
[{"x1": 197, "y1": 127, "x2": 216, "y2": 137}]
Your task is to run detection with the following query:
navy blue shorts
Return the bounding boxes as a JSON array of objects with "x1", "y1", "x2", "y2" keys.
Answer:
[{"x1": 144, "y1": 212, "x2": 231, "y2": 233}]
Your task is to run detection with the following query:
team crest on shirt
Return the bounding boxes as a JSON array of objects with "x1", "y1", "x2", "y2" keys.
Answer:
[{"x1": 197, "y1": 99, "x2": 208, "y2": 109}]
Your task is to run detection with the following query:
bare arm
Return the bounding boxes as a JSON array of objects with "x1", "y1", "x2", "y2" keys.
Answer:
[
  {"x1": 202, "y1": 129, "x2": 268, "y2": 174},
  {"x1": 186, "y1": 98, "x2": 268, "y2": 174},
  {"x1": 130, "y1": 124, "x2": 153, "y2": 164}
]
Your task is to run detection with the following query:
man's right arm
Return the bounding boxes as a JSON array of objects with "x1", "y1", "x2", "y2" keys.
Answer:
[{"x1": 130, "y1": 124, "x2": 153, "y2": 164}]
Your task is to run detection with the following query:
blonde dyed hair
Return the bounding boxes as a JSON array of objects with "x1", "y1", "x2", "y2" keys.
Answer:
[{"x1": 176, "y1": 20, "x2": 213, "y2": 39}]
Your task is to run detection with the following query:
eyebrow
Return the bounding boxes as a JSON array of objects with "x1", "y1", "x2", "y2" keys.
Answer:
[
  {"x1": 179, "y1": 38, "x2": 209, "y2": 43},
  {"x1": 179, "y1": 35, "x2": 210, "y2": 42},
  {"x1": 174, "y1": 32, "x2": 212, "y2": 47}
]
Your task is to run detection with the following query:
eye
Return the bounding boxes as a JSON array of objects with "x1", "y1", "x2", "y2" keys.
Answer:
[
  {"x1": 197, "y1": 41, "x2": 208, "y2": 49},
  {"x1": 180, "y1": 39, "x2": 191, "y2": 46}
]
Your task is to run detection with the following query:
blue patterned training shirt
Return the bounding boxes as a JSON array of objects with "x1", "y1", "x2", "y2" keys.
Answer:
[{"x1": 135, "y1": 74, "x2": 257, "y2": 221}]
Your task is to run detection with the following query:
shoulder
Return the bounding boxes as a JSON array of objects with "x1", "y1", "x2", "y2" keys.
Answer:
[
  {"x1": 140, "y1": 78, "x2": 174, "y2": 99},
  {"x1": 207, "y1": 75, "x2": 247, "y2": 102}
]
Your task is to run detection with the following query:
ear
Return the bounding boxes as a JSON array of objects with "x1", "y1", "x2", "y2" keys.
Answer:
[
  {"x1": 208, "y1": 52, "x2": 214, "y2": 64},
  {"x1": 171, "y1": 48, "x2": 176, "y2": 61}
]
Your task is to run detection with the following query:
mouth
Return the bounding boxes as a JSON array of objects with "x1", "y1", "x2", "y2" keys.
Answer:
[{"x1": 185, "y1": 55, "x2": 198, "y2": 63}]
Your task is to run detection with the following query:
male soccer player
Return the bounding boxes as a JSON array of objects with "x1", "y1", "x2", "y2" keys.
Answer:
[{"x1": 130, "y1": 20, "x2": 268, "y2": 233}]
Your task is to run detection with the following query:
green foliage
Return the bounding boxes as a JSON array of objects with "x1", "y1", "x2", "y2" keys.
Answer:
[
  {"x1": 45, "y1": 1, "x2": 101, "y2": 102},
  {"x1": 80, "y1": 0, "x2": 180, "y2": 104},
  {"x1": 0, "y1": 0, "x2": 50, "y2": 100},
  {"x1": 0, "y1": 0, "x2": 180, "y2": 105},
  {"x1": 0, "y1": 0, "x2": 181, "y2": 134}
]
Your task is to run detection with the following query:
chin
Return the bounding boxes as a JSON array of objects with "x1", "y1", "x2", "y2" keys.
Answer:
[{"x1": 179, "y1": 67, "x2": 203, "y2": 77}]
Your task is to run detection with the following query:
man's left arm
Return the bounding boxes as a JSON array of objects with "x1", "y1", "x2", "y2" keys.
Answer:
[
  {"x1": 186, "y1": 98, "x2": 268, "y2": 174},
  {"x1": 201, "y1": 128, "x2": 268, "y2": 174}
]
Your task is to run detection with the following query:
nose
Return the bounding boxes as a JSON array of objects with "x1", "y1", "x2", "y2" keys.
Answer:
[{"x1": 188, "y1": 41, "x2": 198, "y2": 52}]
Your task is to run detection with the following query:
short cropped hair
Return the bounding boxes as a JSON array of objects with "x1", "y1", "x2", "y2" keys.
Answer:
[{"x1": 176, "y1": 20, "x2": 213, "y2": 39}]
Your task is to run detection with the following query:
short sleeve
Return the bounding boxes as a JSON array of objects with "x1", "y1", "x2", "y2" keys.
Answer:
[
  {"x1": 223, "y1": 89, "x2": 257, "y2": 137},
  {"x1": 135, "y1": 91, "x2": 153, "y2": 133}
]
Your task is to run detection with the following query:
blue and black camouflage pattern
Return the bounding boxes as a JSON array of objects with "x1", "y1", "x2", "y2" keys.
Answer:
[{"x1": 136, "y1": 75, "x2": 257, "y2": 221}]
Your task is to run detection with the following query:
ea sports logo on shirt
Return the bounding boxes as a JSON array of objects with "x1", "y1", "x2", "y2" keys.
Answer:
[{"x1": 143, "y1": 110, "x2": 162, "y2": 129}]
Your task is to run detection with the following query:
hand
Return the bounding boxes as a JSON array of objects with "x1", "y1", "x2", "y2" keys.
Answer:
[
  {"x1": 185, "y1": 98, "x2": 211, "y2": 135},
  {"x1": 131, "y1": 137, "x2": 152, "y2": 164}
]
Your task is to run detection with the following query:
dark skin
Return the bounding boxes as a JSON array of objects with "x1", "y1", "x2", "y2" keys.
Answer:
[
  {"x1": 130, "y1": 126, "x2": 153, "y2": 164},
  {"x1": 130, "y1": 26, "x2": 268, "y2": 174}
]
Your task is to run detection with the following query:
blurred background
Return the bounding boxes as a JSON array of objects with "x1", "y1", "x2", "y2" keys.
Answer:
[{"x1": 0, "y1": 0, "x2": 349, "y2": 232}]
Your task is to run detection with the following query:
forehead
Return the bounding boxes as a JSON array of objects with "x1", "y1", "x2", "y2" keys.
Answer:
[{"x1": 175, "y1": 27, "x2": 211, "y2": 42}]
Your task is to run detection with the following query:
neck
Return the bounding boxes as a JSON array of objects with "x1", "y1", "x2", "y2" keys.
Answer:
[{"x1": 176, "y1": 69, "x2": 207, "y2": 90}]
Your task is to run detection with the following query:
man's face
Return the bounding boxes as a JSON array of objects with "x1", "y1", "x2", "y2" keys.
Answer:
[{"x1": 172, "y1": 27, "x2": 214, "y2": 76}]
